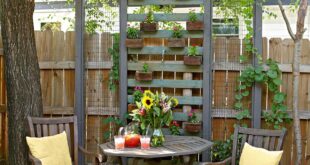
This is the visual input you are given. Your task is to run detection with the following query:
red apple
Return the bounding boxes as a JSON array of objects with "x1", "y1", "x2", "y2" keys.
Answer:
[{"x1": 125, "y1": 134, "x2": 141, "y2": 148}]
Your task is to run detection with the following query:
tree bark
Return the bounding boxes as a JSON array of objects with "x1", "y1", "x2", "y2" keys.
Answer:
[
  {"x1": 278, "y1": 0, "x2": 307, "y2": 164},
  {"x1": 293, "y1": 40, "x2": 303, "y2": 165},
  {"x1": 0, "y1": 0, "x2": 43, "y2": 164}
]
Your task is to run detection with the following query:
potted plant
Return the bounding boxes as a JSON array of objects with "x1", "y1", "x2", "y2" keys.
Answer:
[
  {"x1": 186, "y1": 10, "x2": 203, "y2": 31},
  {"x1": 184, "y1": 110, "x2": 201, "y2": 133},
  {"x1": 130, "y1": 90, "x2": 179, "y2": 147},
  {"x1": 184, "y1": 46, "x2": 202, "y2": 65},
  {"x1": 135, "y1": 63, "x2": 153, "y2": 81},
  {"x1": 140, "y1": 10, "x2": 158, "y2": 32},
  {"x1": 128, "y1": 87, "x2": 143, "y2": 112},
  {"x1": 167, "y1": 24, "x2": 186, "y2": 48},
  {"x1": 126, "y1": 25, "x2": 143, "y2": 48}
]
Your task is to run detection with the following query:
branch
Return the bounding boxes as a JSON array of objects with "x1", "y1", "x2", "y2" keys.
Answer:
[
  {"x1": 296, "y1": 0, "x2": 308, "y2": 40},
  {"x1": 278, "y1": 0, "x2": 296, "y2": 41}
]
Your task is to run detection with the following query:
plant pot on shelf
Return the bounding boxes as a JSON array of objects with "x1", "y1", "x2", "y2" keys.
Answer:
[
  {"x1": 128, "y1": 104, "x2": 137, "y2": 113},
  {"x1": 135, "y1": 71, "x2": 153, "y2": 81},
  {"x1": 167, "y1": 38, "x2": 186, "y2": 48},
  {"x1": 184, "y1": 56, "x2": 202, "y2": 65},
  {"x1": 190, "y1": 38, "x2": 203, "y2": 46},
  {"x1": 126, "y1": 39, "x2": 143, "y2": 48},
  {"x1": 184, "y1": 122, "x2": 202, "y2": 133},
  {"x1": 140, "y1": 22, "x2": 158, "y2": 32},
  {"x1": 186, "y1": 21, "x2": 204, "y2": 31}
]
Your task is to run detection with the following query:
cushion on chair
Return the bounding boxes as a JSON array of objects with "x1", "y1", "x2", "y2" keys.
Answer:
[
  {"x1": 239, "y1": 142, "x2": 283, "y2": 165},
  {"x1": 26, "y1": 131, "x2": 72, "y2": 165}
]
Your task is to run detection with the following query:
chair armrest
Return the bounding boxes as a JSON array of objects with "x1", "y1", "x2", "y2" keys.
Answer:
[
  {"x1": 29, "y1": 154, "x2": 42, "y2": 165},
  {"x1": 78, "y1": 146, "x2": 104, "y2": 164},
  {"x1": 199, "y1": 157, "x2": 232, "y2": 165}
]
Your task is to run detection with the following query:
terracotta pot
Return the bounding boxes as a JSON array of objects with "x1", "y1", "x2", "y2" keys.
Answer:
[
  {"x1": 184, "y1": 56, "x2": 202, "y2": 65},
  {"x1": 140, "y1": 22, "x2": 158, "y2": 32},
  {"x1": 127, "y1": 104, "x2": 137, "y2": 113},
  {"x1": 135, "y1": 71, "x2": 153, "y2": 81},
  {"x1": 167, "y1": 38, "x2": 186, "y2": 48},
  {"x1": 190, "y1": 38, "x2": 203, "y2": 46},
  {"x1": 184, "y1": 122, "x2": 201, "y2": 133},
  {"x1": 126, "y1": 39, "x2": 143, "y2": 48},
  {"x1": 186, "y1": 21, "x2": 204, "y2": 31}
]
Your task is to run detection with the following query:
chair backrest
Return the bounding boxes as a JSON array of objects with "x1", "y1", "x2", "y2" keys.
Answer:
[
  {"x1": 27, "y1": 116, "x2": 78, "y2": 165},
  {"x1": 231, "y1": 126, "x2": 286, "y2": 165}
]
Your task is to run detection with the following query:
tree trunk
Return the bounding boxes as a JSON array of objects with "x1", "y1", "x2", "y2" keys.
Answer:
[
  {"x1": 293, "y1": 40, "x2": 303, "y2": 165},
  {"x1": 0, "y1": 0, "x2": 43, "y2": 164}
]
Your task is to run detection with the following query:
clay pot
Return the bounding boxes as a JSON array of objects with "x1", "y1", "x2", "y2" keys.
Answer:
[
  {"x1": 190, "y1": 38, "x2": 203, "y2": 46},
  {"x1": 184, "y1": 56, "x2": 202, "y2": 65},
  {"x1": 135, "y1": 71, "x2": 153, "y2": 81},
  {"x1": 126, "y1": 39, "x2": 143, "y2": 48},
  {"x1": 184, "y1": 122, "x2": 201, "y2": 133},
  {"x1": 186, "y1": 21, "x2": 204, "y2": 31},
  {"x1": 167, "y1": 38, "x2": 186, "y2": 48},
  {"x1": 140, "y1": 22, "x2": 158, "y2": 32}
]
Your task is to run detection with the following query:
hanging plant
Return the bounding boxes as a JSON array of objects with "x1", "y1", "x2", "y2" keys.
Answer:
[
  {"x1": 184, "y1": 46, "x2": 202, "y2": 65},
  {"x1": 126, "y1": 24, "x2": 143, "y2": 48},
  {"x1": 167, "y1": 24, "x2": 186, "y2": 47},
  {"x1": 186, "y1": 9, "x2": 204, "y2": 31},
  {"x1": 135, "y1": 63, "x2": 153, "y2": 81},
  {"x1": 140, "y1": 9, "x2": 158, "y2": 32}
]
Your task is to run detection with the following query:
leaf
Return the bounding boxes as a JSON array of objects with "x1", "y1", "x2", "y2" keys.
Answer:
[
  {"x1": 272, "y1": 78, "x2": 282, "y2": 85},
  {"x1": 234, "y1": 102, "x2": 243, "y2": 109},
  {"x1": 267, "y1": 70, "x2": 277, "y2": 79},
  {"x1": 274, "y1": 92, "x2": 285, "y2": 103},
  {"x1": 242, "y1": 91, "x2": 250, "y2": 97},
  {"x1": 154, "y1": 107, "x2": 161, "y2": 116},
  {"x1": 255, "y1": 74, "x2": 264, "y2": 82},
  {"x1": 235, "y1": 94, "x2": 243, "y2": 100}
]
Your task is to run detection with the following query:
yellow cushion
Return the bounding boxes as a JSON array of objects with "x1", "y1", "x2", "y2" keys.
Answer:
[
  {"x1": 240, "y1": 142, "x2": 283, "y2": 165},
  {"x1": 26, "y1": 131, "x2": 72, "y2": 165}
]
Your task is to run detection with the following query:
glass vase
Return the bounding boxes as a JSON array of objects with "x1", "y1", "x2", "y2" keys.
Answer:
[{"x1": 151, "y1": 127, "x2": 165, "y2": 147}]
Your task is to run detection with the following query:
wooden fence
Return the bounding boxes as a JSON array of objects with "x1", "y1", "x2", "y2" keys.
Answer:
[{"x1": 0, "y1": 31, "x2": 309, "y2": 164}]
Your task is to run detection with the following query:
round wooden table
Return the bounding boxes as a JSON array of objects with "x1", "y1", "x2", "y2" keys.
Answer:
[{"x1": 100, "y1": 135, "x2": 213, "y2": 164}]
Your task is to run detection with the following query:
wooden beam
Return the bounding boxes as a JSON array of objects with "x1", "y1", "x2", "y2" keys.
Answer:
[
  {"x1": 128, "y1": 0, "x2": 203, "y2": 6},
  {"x1": 43, "y1": 106, "x2": 119, "y2": 116},
  {"x1": 128, "y1": 79, "x2": 202, "y2": 88},
  {"x1": 140, "y1": 30, "x2": 203, "y2": 38},
  {"x1": 128, "y1": 46, "x2": 203, "y2": 55},
  {"x1": 39, "y1": 61, "x2": 112, "y2": 69},
  {"x1": 128, "y1": 13, "x2": 203, "y2": 22}
]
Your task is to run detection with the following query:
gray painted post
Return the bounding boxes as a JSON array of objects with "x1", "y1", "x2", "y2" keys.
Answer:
[
  {"x1": 202, "y1": 0, "x2": 212, "y2": 161},
  {"x1": 120, "y1": 1, "x2": 128, "y2": 124},
  {"x1": 252, "y1": 0, "x2": 262, "y2": 128},
  {"x1": 120, "y1": 0, "x2": 128, "y2": 164},
  {"x1": 75, "y1": 0, "x2": 85, "y2": 164}
]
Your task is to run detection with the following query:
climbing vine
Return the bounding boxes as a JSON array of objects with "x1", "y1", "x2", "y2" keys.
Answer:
[{"x1": 215, "y1": 0, "x2": 290, "y2": 129}]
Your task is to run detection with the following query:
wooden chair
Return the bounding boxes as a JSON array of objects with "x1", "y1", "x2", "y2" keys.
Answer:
[
  {"x1": 200, "y1": 126, "x2": 286, "y2": 165},
  {"x1": 27, "y1": 116, "x2": 103, "y2": 165}
]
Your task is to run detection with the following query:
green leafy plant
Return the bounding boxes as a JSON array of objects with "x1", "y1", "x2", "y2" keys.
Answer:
[
  {"x1": 127, "y1": 25, "x2": 140, "y2": 39},
  {"x1": 169, "y1": 121, "x2": 181, "y2": 136},
  {"x1": 108, "y1": 34, "x2": 120, "y2": 91},
  {"x1": 142, "y1": 63, "x2": 149, "y2": 73},
  {"x1": 103, "y1": 116, "x2": 125, "y2": 140},
  {"x1": 188, "y1": 110, "x2": 200, "y2": 123},
  {"x1": 171, "y1": 24, "x2": 183, "y2": 38},
  {"x1": 144, "y1": 10, "x2": 155, "y2": 23},
  {"x1": 211, "y1": 136, "x2": 233, "y2": 162},
  {"x1": 133, "y1": 86, "x2": 143, "y2": 103},
  {"x1": 188, "y1": 9, "x2": 198, "y2": 22},
  {"x1": 188, "y1": 46, "x2": 199, "y2": 56}
]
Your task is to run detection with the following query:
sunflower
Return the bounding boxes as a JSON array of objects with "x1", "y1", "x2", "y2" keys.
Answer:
[
  {"x1": 144, "y1": 90, "x2": 154, "y2": 97},
  {"x1": 170, "y1": 97, "x2": 179, "y2": 107},
  {"x1": 142, "y1": 96, "x2": 154, "y2": 110}
]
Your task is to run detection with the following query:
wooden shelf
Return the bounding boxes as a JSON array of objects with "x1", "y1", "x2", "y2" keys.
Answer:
[
  {"x1": 128, "y1": 79, "x2": 202, "y2": 88},
  {"x1": 128, "y1": 13, "x2": 203, "y2": 22},
  {"x1": 128, "y1": 0, "x2": 203, "y2": 6}
]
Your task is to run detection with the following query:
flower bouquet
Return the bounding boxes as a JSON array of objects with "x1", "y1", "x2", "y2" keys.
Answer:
[{"x1": 130, "y1": 90, "x2": 178, "y2": 147}]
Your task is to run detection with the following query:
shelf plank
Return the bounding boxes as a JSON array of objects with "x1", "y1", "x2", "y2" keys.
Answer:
[
  {"x1": 128, "y1": 79, "x2": 202, "y2": 88},
  {"x1": 128, "y1": 95, "x2": 202, "y2": 105},
  {"x1": 128, "y1": 0, "x2": 203, "y2": 6},
  {"x1": 128, "y1": 62, "x2": 202, "y2": 72},
  {"x1": 128, "y1": 13, "x2": 203, "y2": 22},
  {"x1": 141, "y1": 30, "x2": 203, "y2": 38},
  {"x1": 128, "y1": 46, "x2": 203, "y2": 55}
]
